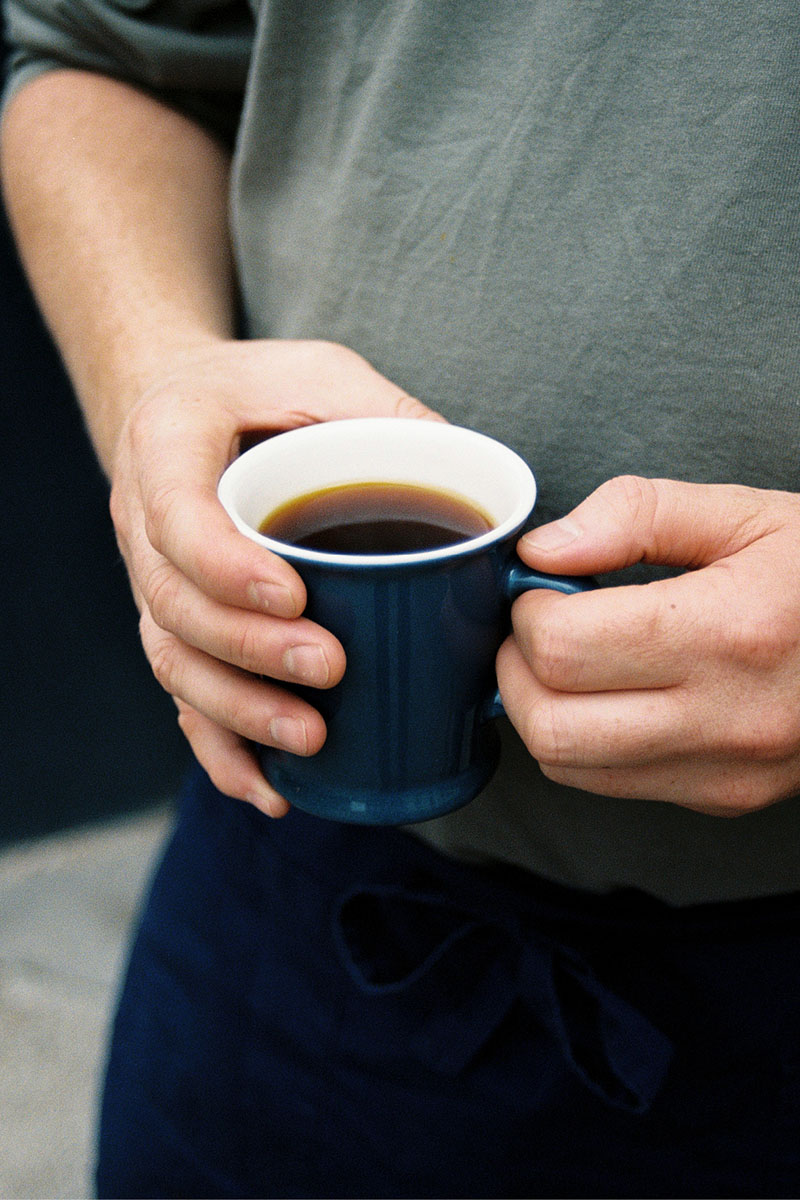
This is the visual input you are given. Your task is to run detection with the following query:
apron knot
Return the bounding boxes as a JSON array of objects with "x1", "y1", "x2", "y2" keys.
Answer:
[{"x1": 334, "y1": 883, "x2": 673, "y2": 1114}]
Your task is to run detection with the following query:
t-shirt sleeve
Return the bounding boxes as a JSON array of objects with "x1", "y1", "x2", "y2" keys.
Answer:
[{"x1": 1, "y1": 0, "x2": 254, "y2": 144}]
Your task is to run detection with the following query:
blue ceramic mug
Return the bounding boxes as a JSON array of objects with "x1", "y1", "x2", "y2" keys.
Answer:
[{"x1": 218, "y1": 419, "x2": 589, "y2": 825}]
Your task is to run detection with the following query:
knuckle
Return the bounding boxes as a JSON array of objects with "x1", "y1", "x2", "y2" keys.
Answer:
[
  {"x1": 600, "y1": 475, "x2": 663, "y2": 555},
  {"x1": 694, "y1": 774, "x2": 778, "y2": 818},
  {"x1": 393, "y1": 391, "x2": 430, "y2": 420},
  {"x1": 601, "y1": 474, "x2": 659, "y2": 519},
  {"x1": 299, "y1": 338, "x2": 359, "y2": 380},
  {"x1": 519, "y1": 699, "x2": 575, "y2": 766},
  {"x1": 175, "y1": 704, "x2": 197, "y2": 737},
  {"x1": 143, "y1": 623, "x2": 180, "y2": 694},
  {"x1": 732, "y1": 703, "x2": 800, "y2": 763},
  {"x1": 224, "y1": 688, "x2": 265, "y2": 740},
  {"x1": 527, "y1": 621, "x2": 581, "y2": 691},
  {"x1": 227, "y1": 620, "x2": 265, "y2": 675},
  {"x1": 690, "y1": 753, "x2": 800, "y2": 815},
  {"x1": 143, "y1": 480, "x2": 182, "y2": 555},
  {"x1": 144, "y1": 561, "x2": 183, "y2": 632},
  {"x1": 718, "y1": 611, "x2": 764, "y2": 667},
  {"x1": 722, "y1": 611, "x2": 796, "y2": 672}
]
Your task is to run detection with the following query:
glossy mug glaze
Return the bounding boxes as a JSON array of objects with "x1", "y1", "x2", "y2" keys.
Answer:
[{"x1": 218, "y1": 419, "x2": 589, "y2": 825}]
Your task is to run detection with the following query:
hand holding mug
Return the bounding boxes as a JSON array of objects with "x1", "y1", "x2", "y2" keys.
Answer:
[
  {"x1": 497, "y1": 476, "x2": 800, "y2": 816},
  {"x1": 107, "y1": 338, "x2": 441, "y2": 815}
]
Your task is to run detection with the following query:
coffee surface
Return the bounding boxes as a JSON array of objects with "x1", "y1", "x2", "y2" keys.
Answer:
[{"x1": 259, "y1": 481, "x2": 493, "y2": 554}]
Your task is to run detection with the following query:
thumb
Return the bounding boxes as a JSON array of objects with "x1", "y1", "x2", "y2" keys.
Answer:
[{"x1": 518, "y1": 475, "x2": 774, "y2": 575}]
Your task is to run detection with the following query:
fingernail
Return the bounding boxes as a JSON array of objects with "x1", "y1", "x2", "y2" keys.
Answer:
[
  {"x1": 283, "y1": 644, "x2": 330, "y2": 686},
  {"x1": 269, "y1": 716, "x2": 309, "y2": 755},
  {"x1": 523, "y1": 516, "x2": 582, "y2": 552},
  {"x1": 248, "y1": 580, "x2": 298, "y2": 616}
]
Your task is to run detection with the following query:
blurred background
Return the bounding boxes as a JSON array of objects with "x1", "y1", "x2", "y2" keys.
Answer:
[
  {"x1": 0, "y1": 104, "x2": 189, "y2": 844},
  {"x1": 1, "y1": 24, "x2": 190, "y2": 1197}
]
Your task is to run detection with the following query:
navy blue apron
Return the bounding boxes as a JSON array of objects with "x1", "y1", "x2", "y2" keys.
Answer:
[{"x1": 96, "y1": 768, "x2": 800, "y2": 1198}]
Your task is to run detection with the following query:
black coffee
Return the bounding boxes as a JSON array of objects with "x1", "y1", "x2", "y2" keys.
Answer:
[{"x1": 259, "y1": 481, "x2": 493, "y2": 554}]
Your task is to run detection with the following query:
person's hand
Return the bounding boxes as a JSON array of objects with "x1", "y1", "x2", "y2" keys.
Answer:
[
  {"x1": 109, "y1": 337, "x2": 443, "y2": 816},
  {"x1": 496, "y1": 476, "x2": 800, "y2": 816}
]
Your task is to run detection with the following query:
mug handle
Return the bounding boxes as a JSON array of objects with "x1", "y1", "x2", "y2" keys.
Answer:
[{"x1": 484, "y1": 561, "x2": 597, "y2": 720}]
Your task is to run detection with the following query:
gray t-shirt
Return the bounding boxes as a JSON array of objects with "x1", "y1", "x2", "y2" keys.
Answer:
[{"x1": 4, "y1": 0, "x2": 799, "y2": 903}]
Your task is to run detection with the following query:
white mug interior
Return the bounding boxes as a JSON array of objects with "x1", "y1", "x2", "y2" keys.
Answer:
[{"x1": 217, "y1": 418, "x2": 537, "y2": 565}]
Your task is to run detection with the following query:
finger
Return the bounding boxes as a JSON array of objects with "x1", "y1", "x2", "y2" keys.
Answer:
[
  {"x1": 142, "y1": 549, "x2": 345, "y2": 686},
  {"x1": 141, "y1": 611, "x2": 328, "y2": 754},
  {"x1": 518, "y1": 476, "x2": 781, "y2": 577},
  {"x1": 509, "y1": 573, "x2": 694, "y2": 693},
  {"x1": 120, "y1": 484, "x2": 306, "y2": 641},
  {"x1": 175, "y1": 701, "x2": 290, "y2": 818},
  {"x1": 496, "y1": 636, "x2": 716, "y2": 769},
  {"x1": 139, "y1": 475, "x2": 306, "y2": 617},
  {"x1": 120, "y1": 400, "x2": 306, "y2": 617}
]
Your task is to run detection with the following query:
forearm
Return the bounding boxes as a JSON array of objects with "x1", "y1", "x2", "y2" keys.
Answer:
[{"x1": 0, "y1": 68, "x2": 236, "y2": 473}]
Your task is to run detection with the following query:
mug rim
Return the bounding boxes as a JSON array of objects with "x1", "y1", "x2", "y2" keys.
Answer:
[{"x1": 218, "y1": 418, "x2": 537, "y2": 568}]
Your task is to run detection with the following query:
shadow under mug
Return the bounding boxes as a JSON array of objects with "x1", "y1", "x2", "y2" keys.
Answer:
[{"x1": 218, "y1": 419, "x2": 591, "y2": 825}]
